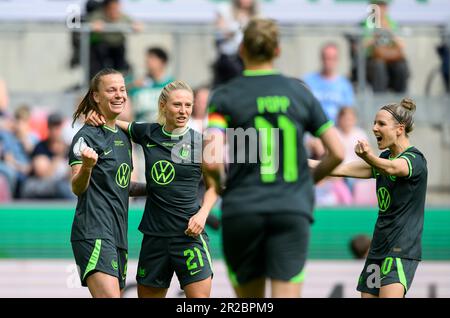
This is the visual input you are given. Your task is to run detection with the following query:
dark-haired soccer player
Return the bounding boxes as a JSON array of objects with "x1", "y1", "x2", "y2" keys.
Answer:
[{"x1": 70, "y1": 68, "x2": 146, "y2": 298}]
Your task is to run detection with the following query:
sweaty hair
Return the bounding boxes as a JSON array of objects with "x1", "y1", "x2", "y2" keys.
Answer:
[
  {"x1": 157, "y1": 80, "x2": 194, "y2": 126},
  {"x1": 380, "y1": 98, "x2": 416, "y2": 136},
  {"x1": 243, "y1": 18, "x2": 279, "y2": 63},
  {"x1": 72, "y1": 68, "x2": 122, "y2": 127}
]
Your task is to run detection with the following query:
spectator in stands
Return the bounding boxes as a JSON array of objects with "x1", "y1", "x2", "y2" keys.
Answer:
[
  {"x1": 0, "y1": 79, "x2": 8, "y2": 116},
  {"x1": 70, "y1": 0, "x2": 104, "y2": 69},
  {"x1": 213, "y1": 0, "x2": 259, "y2": 88},
  {"x1": 188, "y1": 85, "x2": 210, "y2": 133},
  {"x1": 0, "y1": 78, "x2": 14, "y2": 132},
  {"x1": 128, "y1": 47, "x2": 174, "y2": 122},
  {"x1": 304, "y1": 42, "x2": 355, "y2": 123},
  {"x1": 13, "y1": 105, "x2": 40, "y2": 156},
  {"x1": 336, "y1": 106, "x2": 369, "y2": 191},
  {"x1": 88, "y1": 0, "x2": 142, "y2": 78},
  {"x1": 350, "y1": 234, "x2": 371, "y2": 259},
  {"x1": 436, "y1": 29, "x2": 449, "y2": 93},
  {"x1": 308, "y1": 133, "x2": 353, "y2": 206},
  {"x1": 336, "y1": 107, "x2": 369, "y2": 164},
  {"x1": 21, "y1": 113, "x2": 74, "y2": 199},
  {"x1": 364, "y1": 0, "x2": 409, "y2": 93}
]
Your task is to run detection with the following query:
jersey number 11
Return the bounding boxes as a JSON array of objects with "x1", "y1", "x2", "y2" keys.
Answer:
[{"x1": 255, "y1": 115, "x2": 298, "y2": 183}]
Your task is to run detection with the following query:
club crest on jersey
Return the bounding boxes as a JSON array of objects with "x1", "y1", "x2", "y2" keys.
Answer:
[
  {"x1": 180, "y1": 144, "x2": 191, "y2": 160},
  {"x1": 73, "y1": 137, "x2": 88, "y2": 159}
]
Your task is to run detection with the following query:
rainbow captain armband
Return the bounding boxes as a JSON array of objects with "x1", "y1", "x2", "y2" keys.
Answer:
[{"x1": 207, "y1": 113, "x2": 228, "y2": 131}]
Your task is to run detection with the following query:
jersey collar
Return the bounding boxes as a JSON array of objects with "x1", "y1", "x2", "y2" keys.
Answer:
[
  {"x1": 162, "y1": 125, "x2": 190, "y2": 137},
  {"x1": 389, "y1": 145, "x2": 414, "y2": 160},
  {"x1": 243, "y1": 69, "x2": 280, "y2": 77}
]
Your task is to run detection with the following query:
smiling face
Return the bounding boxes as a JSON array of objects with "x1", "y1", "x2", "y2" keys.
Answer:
[
  {"x1": 161, "y1": 89, "x2": 193, "y2": 131},
  {"x1": 372, "y1": 110, "x2": 404, "y2": 150},
  {"x1": 93, "y1": 73, "x2": 127, "y2": 120}
]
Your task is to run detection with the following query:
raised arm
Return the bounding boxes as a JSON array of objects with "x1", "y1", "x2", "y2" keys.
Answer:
[
  {"x1": 71, "y1": 147, "x2": 98, "y2": 196},
  {"x1": 355, "y1": 140, "x2": 409, "y2": 177}
]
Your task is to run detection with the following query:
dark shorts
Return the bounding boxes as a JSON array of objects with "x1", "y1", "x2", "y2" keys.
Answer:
[
  {"x1": 136, "y1": 234, "x2": 213, "y2": 289},
  {"x1": 71, "y1": 239, "x2": 128, "y2": 289},
  {"x1": 222, "y1": 213, "x2": 310, "y2": 286},
  {"x1": 357, "y1": 257, "x2": 419, "y2": 296}
]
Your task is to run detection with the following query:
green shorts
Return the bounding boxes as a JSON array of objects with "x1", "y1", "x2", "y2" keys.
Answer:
[
  {"x1": 71, "y1": 239, "x2": 128, "y2": 289},
  {"x1": 136, "y1": 234, "x2": 213, "y2": 289},
  {"x1": 222, "y1": 213, "x2": 310, "y2": 286},
  {"x1": 357, "y1": 257, "x2": 419, "y2": 296}
]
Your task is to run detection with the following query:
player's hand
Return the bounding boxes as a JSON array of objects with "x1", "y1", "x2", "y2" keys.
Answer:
[
  {"x1": 354, "y1": 140, "x2": 373, "y2": 160},
  {"x1": 81, "y1": 146, "x2": 98, "y2": 169},
  {"x1": 85, "y1": 110, "x2": 106, "y2": 126},
  {"x1": 185, "y1": 210, "x2": 208, "y2": 238}
]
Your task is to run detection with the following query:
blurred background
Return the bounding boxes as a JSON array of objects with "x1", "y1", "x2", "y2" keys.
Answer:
[{"x1": 0, "y1": 0, "x2": 449, "y2": 297}]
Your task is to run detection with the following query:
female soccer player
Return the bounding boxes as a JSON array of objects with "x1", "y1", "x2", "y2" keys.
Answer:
[
  {"x1": 203, "y1": 18, "x2": 344, "y2": 298},
  {"x1": 69, "y1": 68, "x2": 146, "y2": 298},
  {"x1": 87, "y1": 80, "x2": 217, "y2": 298},
  {"x1": 311, "y1": 98, "x2": 427, "y2": 298}
]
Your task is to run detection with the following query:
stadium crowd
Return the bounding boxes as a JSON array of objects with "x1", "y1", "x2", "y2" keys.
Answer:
[{"x1": 0, "y1": 0, "x2": 448, "y2": 204}]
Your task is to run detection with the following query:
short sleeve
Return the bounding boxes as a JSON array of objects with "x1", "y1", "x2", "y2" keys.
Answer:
[
  {"x1": 128, "y1": 121, "x2": 150, "y2": 145},
  {"x1": 400, "y1": 151, "x2": 426, "y2": 179},
  {"x1": 69, "y1": 133, "x2": 91, "y2": 166},
  {"x1": 207, "y1": 90, "x2": 228, "y2": 132},
  {"x1": 305, "y1": 94, "x2": 333, "y2": 138}
]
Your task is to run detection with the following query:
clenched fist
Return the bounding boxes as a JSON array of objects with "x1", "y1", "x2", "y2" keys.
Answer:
[{"x1": 82, "y1": 147, "x2": 98, "y2": 169}]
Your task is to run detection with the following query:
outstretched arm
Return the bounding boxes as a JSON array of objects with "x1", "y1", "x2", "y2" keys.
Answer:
[
  {"x1": 313, "y1": 126, "x2": 345, "y2": 183},
  {"x1": 309, "y1": 159, "x2": 373, "y2": 179}
]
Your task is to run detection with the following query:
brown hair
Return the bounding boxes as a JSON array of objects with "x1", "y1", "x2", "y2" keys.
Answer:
[
  {"x1": 72, "y1": 68, "x2": 122, "y2": 127},
  {"x1": 14, "y1": 104, "x2": 31, "y2": 121},
  {"x1": 157, "y1": 80, "x2": 194, "y2": 126},
  {"x1": 381, "y1": 98, "x2": 416, "y2": 136},
  {"x1": 242, "y1": 18, "x2": 279, "y2": 63}
]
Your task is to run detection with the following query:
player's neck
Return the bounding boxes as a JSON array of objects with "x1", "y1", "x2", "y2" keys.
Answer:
[
  {"x1": 163, "y1": 123, "x2": 188, "y2": 134},
  {"x1": 244, "y1": 61, "x2": 274, "y2": 71},
  {"x1": 104, "y1": 119, "x2": 117, "y2": 131},
  {"x1": 390, "y1": 137, "x2": 410, "y2": 157},
  {"x1": 321, "y1": 69, "x2": 337, "y2": 80}
]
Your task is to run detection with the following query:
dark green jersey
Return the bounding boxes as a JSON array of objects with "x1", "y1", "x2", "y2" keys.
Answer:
[
  {"x1": 369, "y1": 146, "x2": 427, "y2": 260},
  {"x1": 128, "y1": 122, "x2": 203, "y2": 236},
  {"x1": 207, "y1": 70, "x2": 333, "y2": 220},
  {"x1": 69, "y1": 125, "x2": 132, "y2": 249}
]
